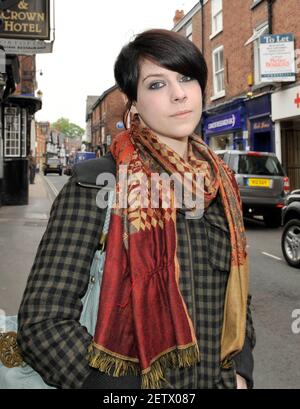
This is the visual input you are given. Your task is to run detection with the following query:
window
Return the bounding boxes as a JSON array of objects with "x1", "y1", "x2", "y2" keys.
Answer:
[
  {"x1": 251, "y1": 0, "x2": 264, "y2": 9},
  {"x1": 211, "y1": 0, "x2": 223, "y2": 38},
  {"x1": 244, "y1": 23, "x2": 268, "y2": 84},
  {"x1": 4, "y1": 107, "x2": 21, "y2": 157},
  {"x1": 21, "y1": 109, "x2": 27, "y2": 158},
  {"x1": 212, "y1": 46, "x2": 225, "y2": 98},
  {"x1": 186, "y1": 23, "x2": 192, "y2": 41},
  {"x1": 237, "y1": 155, "x2": 284, "y2": 176}
]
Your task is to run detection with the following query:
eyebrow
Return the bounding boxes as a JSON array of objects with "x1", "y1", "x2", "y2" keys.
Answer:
[{"x1": 142, "y1": 73, "x2": 166, "y2": 82}]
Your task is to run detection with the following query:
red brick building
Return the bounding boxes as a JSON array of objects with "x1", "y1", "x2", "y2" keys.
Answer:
[
  {"x1": 35, "y1": 121, "x2": 48, "y2": 171},
  {"x1": 173, "y1": 0, "x2": 300, "y2": 188},
  {"x1": 90, "y1": 85, "x2": 127, "y2": 155}
]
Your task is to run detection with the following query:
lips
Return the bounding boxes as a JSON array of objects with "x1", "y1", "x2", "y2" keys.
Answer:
[{"x1": 171, "y1": 110, "x2": 192, "y2": 117}]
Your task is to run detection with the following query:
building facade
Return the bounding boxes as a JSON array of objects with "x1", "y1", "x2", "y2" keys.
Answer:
[
  {"x1": 0, "y1": 54, "x2": 42, "y2": 206},
  {"x1": 0, "y1": 0, "x2": 54, "y2": 205},
  {"x1": 173, "y1": 0, "x2": 300, "y2": 188},
  {"x1": 35, "y1": 121, "x2": 48, "y2": 172},
  {"x1": 89, "y1": 85, "x2": 127, "y2": 155}
]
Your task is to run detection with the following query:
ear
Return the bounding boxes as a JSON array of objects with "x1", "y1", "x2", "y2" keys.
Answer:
[{"x1": 131, "y1": 103, "x2": 138, "y2": 114}]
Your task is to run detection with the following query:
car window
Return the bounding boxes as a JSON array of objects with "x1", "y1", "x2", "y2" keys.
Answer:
[
  {"x1": 237, "y1": 155, "x2": 284, "y2": 176},
  {"x1": 48, "y1": 159, "x2": 60, "y2": 165}
]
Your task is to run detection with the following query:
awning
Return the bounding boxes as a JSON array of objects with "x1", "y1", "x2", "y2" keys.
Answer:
[{"x1": 244, "y1": 25, "x2": 269, "y2": 46}]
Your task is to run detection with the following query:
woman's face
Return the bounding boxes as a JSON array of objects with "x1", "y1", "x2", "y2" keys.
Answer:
[{"x1": 135, "y1": 59, "x2": 202, "y2": 140}]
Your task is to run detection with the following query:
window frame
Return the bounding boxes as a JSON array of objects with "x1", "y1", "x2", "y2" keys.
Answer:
[
  {"x1": 211, "y1": 45, "x2": 225, "y2": 100},
  {"x1": 186, "y1": 23, "x2": 193, "y2": 41},
  {"x1": 4, "y1": 107, "x2": 21, "y2": 158},
  {"x1": 253, "y1": 23, "x2": 269, "y2": 85},
  {"x1": 210, "y1": 0, "x2": 223, "y2": 39}
]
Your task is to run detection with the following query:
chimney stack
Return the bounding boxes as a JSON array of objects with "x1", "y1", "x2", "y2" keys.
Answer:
[{"x1": 173, "y1": 10, "x2": 185, "y2": 26}]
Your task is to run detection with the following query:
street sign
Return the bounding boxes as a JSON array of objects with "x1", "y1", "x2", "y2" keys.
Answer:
[{"x1": 0, "y1": 38, "x2": 53, "y2": 55}]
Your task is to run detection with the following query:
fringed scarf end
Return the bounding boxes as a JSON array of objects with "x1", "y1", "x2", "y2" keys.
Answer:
[
  {"x1": 141, "y1": 344, "x2": 200, "y2": 389},
  {"x1": 87, "y1": 344, "x2": 140, "y2": 377},
  {"x1": 88, "y1": 343, "x2": 199, "y2": 389}
]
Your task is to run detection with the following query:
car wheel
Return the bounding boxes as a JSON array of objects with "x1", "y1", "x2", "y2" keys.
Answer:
[
  {"x1": 281, "y1": 219, "x2": 300, "y2": 268},
  {"x1": 264, "y1": 211, "x2": 281, "y2": 228},
  {"x1": 44, "y1": 172, "x2": 47, "y2": 176}
]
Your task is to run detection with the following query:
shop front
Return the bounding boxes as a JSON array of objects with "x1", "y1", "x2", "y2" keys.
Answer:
[
  {"x1": 203, "y1": 103, "x2": 248, "y2": 151},
  {"x1": 1, "y1": 95, "x2": 41, "y2": 205},
  {"x1": 245, "y1": 93, "x2": 274, "y2": 153}
]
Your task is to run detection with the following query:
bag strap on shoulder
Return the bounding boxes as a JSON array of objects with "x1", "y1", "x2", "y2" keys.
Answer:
[{"x1": 98, "y1": 190, "x2": 114, "y2": 250}]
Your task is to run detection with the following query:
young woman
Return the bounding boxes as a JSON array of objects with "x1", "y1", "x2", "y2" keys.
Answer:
[{"x1": 17, "y1": 29, "x2": 255, "y2": 389}]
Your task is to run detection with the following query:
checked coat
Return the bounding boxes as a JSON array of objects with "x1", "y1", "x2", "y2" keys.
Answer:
[{"x1": 17, "y1": 153, "x2": 255, "y2": 389}]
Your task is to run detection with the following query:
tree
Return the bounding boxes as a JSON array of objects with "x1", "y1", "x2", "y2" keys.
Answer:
[{"x1": 51, "y1": 118, "x2": 84, "y2": 139}]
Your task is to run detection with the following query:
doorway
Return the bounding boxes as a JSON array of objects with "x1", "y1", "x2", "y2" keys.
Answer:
[{"x1": 253, "y1": 131, "x2": 271, "y2": 152}]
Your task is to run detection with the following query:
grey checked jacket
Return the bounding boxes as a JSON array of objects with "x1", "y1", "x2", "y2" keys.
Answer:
[{"x1": 17, "y1": 153, "x2": 255, "y2": 389}]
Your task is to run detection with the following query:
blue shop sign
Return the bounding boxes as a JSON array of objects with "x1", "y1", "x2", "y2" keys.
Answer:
[
  {"x1": 204, "y1": 110, "x2": 242, "y2": 135},
  {"x1": 251, "y1": 117, "x2": 272, "y2": 133}
]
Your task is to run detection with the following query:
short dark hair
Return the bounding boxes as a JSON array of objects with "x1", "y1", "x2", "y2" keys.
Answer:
[{"x1": 114, "y1": 29, "x2": 208, "y2": 103}]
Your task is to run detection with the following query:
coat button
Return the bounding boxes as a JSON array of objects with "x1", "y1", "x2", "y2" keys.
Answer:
[{"x1": 90, "y1": 276, "x2": 96, "y2": 283}]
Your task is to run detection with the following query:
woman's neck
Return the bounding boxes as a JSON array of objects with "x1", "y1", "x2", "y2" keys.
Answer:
[{"x1": 157, "y1": 135, "x2": 189, "y2": 161}]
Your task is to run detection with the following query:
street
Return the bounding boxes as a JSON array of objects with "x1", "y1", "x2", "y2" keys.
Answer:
[
  {"x1": 0, "y1": 174, "x2": 299, "y2": 389},
  {"x1": 245, "y1": 219, "x2": 300, "y2": 388}
]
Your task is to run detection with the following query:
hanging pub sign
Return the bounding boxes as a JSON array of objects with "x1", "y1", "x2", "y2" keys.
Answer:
[
  {"x1": 0, "y1": 0, "x2": 50, "y2": 40},
  {"x1": 259, "y1": 33, "x2": 296, "y2": 82}
]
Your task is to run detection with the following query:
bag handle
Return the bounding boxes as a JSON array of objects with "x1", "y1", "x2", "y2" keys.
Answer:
[{"x1": 98, "y1": 190, "x2": 114, "y2": 250}]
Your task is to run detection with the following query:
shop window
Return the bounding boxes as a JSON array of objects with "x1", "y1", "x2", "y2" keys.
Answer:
[
  {"x1": 212, "y1": 46, "x2": 225, "y2": 98},
  {"x1": 210, "y1": 0, "x2": 223, "y2": 39},
  {"x1": 210, "y1": 134, "x2": 233, "y2": 150}
]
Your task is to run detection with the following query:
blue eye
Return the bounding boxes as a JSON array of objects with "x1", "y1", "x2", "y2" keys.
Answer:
[
  {"x1": 149, "y1": 81, "x2": 165, "y2": 90},
  {"x1": 180, "y1": 76, "x2": 193, "y2": 82}
]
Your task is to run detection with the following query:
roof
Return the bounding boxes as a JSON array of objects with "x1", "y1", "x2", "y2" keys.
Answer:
[
  {"x1": 92, "y1": 84, "x2": 119, "y2": 111},
  {"x1": 172, "y1": 1, "x2": 204, "y2": 32}
]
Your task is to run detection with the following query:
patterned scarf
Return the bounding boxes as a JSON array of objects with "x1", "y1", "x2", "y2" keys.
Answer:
[{"x1": 88, "y1": 117, "x2": 249, "y2": 389}]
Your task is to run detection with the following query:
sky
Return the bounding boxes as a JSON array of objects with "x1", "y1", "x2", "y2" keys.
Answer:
[{"x1": 35, "y1": 0, "x2": 198, "y2": 131}]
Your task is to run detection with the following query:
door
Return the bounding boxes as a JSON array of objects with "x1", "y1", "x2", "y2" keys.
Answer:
[{"x1": 253, "y1": 131, "x2": 271, "y2": 152}]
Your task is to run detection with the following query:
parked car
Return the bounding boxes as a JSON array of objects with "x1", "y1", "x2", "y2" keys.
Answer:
[
  {"x1": 43, "y1": 157, "x2": 63, "y2": 176},
  {"x1": 216, "y1": 150, "x2": 289, "y2": 227},
  {"x1": 281, "y1": 190, "x2": 300, "y2": 268},
  {"x1": 63, "y1": 165, "x2": 73, "y2": 176}
]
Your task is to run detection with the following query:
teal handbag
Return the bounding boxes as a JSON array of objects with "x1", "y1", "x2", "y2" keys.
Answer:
[{"x1": 0, "y1": 191, "x2": 114, "y2": 389}]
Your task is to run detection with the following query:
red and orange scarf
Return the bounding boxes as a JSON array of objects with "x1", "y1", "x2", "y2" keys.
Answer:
[{"x1": 88, "y1": 117, "x2": 249, "y2": 389}]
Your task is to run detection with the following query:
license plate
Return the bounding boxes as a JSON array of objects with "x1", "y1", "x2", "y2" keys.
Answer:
[
  {"x1": 247, "y1": 178, "x2": 271, "y2": 188},
  {"x1": 50, "y1": 165, "x2": 57, "y2": 169}
]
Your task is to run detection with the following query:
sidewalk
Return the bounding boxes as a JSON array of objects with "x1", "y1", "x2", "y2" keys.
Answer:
[{"x1": 0, "y1": 174, "x2": 54, "y2": 315}]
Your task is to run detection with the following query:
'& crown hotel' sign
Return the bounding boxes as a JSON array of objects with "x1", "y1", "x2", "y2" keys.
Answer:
[{"x1": 0, "y1": 0, "x2": 50, "y2": 40}]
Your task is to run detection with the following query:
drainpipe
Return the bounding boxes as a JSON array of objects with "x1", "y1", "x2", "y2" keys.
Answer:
[
  {"x1": 199, "y1": 0, "x2": 204, "y2": 54},
  {"x1": 267, "y1": 0, "x2": 275, "y2": 34}
]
